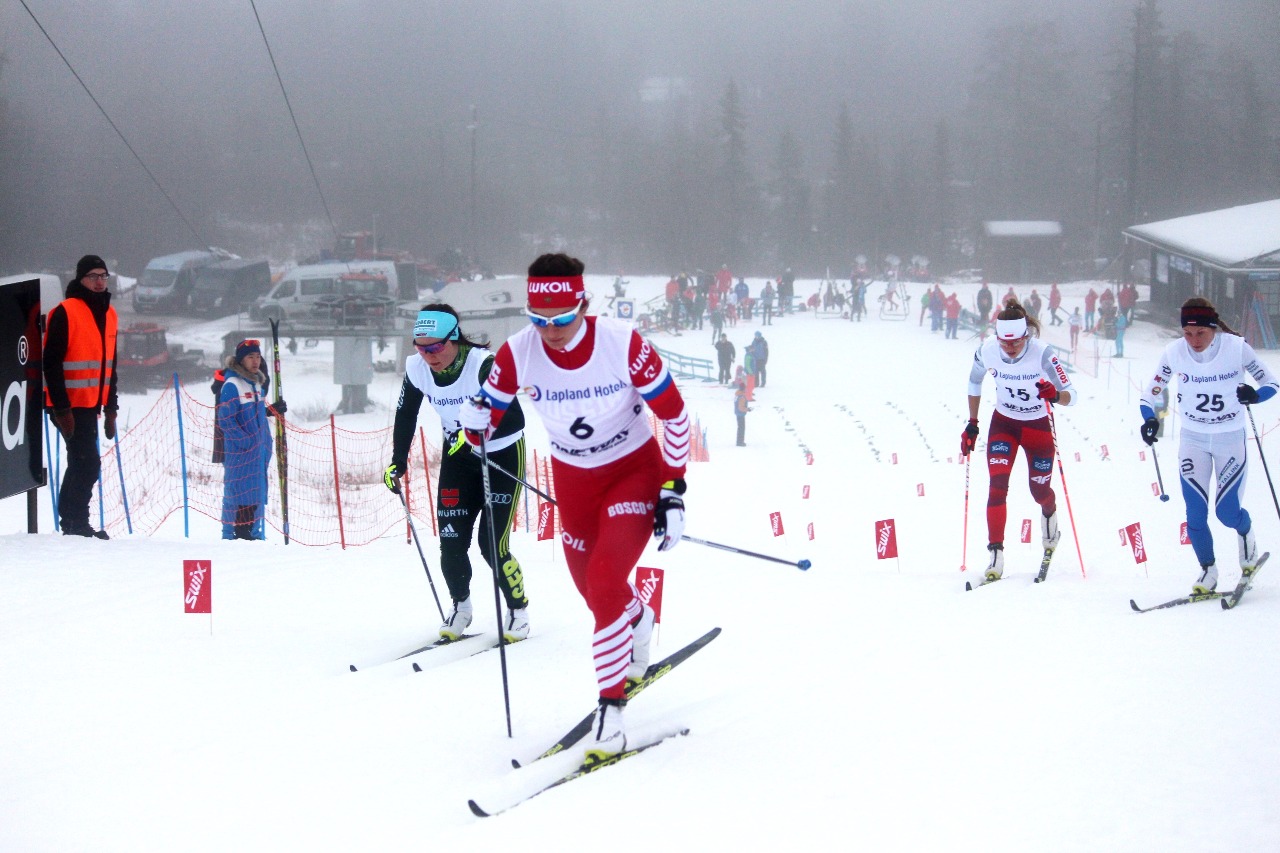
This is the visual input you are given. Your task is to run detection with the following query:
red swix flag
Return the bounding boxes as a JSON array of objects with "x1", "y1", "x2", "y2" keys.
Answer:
[
  {"x1": 801, "y1": 485, "x2": 810, "y2": 500},
  {"x1": 635, "y1": 566, "x2": 665, "y2": 624},
  {"x1": 1152, "y1": 482, "x2": 1161, "y2": 497},
  {"x1": 537, "y1": 503, "x2": 556, "y2": 541},
  {"x1": 184, "y1": 560, "x2": 211, "y2": 614},
  {"x1": 875, "y1": 519, "x2": 898, "y2": 560},
  {"x1": 916, "y1": 483, "x2": 925, "y2": 496},
  {"x1": 807, "y1": 522, "x2": 815, "y2": 541},
  {"x1": 1021, "y1": 519, "x2": 1032, "y2": 543},
  {"x1": 891, "y1": 453, "x2": 898, "y2": 465},
  {"x1": 1125, "y1": 522, "x2": 1148, "y2": 564},
  {"x1": 1180, "y1": 522, "x2": 1190, "y2": 545},
  {"x1": 770, "y1": 511, "x2": 785, "y2": 537}
]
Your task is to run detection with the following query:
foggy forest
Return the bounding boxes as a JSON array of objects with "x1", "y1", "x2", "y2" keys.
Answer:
[{"x1": 1, "y1": 0, "x2": 1277, "y2": 279}]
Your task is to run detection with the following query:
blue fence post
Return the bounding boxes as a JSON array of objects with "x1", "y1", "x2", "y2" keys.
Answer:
[
  {"x1": 173, "y1": 373, "x2": 190, "y2": 537},
  {"x1": 44, "y1": 412, "x2": 60, "y2": 531},
  {"x1": 113, "y1": 436, "x2": 133, "y2": 535}
]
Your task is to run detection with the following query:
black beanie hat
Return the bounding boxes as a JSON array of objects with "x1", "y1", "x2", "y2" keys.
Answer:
[{"x1": 75, "y1": 254, "x2": 109, "y2": 281}]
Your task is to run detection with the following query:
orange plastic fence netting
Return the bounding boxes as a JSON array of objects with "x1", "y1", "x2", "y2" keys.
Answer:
[{"x1": 44, "y1": 384, "x2": 704, "y2": 546}]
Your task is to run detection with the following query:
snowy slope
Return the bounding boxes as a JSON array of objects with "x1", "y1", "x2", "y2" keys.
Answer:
[{"x1": 2, "y1": 275, "x2": 1278, "y2": 851}]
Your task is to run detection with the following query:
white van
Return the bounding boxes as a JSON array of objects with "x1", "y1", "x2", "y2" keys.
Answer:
[
  {"x1": 251, "y1": 261, "x2": 398, "y2": 324},
  {"x1": 134, "y1": 250, "x2": 220, "y2": 313}
]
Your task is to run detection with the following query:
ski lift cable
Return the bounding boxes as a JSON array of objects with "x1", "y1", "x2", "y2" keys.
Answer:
[
  {"x1": 16, "y1": 0, "x2": 207, "y2": 247},
  {"x1": 247, "y1": 0, "x2": 339, "y2": 244}
]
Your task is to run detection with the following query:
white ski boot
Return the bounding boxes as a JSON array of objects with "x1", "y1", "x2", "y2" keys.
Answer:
[
  {"x1": 439, "y1": 597, "x2": 473, "y2": 641},
  {"x1": 1192, "y1": 563, "x2": 1218, "y2": 595},
  {"x1": 1239, "y1": 527, "x2": 1259, "y2": 570},
  {"x1": 503, "y1": 607, "x2": 530, "y2": 642},
  {"x1": 984, "y1": 543, "x2": 1004, "y2": 582},
  {"x1": 627, "y1": 603, "x2": 656, "y2": 682},
  {"x1": 1042, "y1": 511, "x2": 1061, "y2": 549},
  {"x1": 585, "y1": 699, "x2": 626, "y2": 762}
]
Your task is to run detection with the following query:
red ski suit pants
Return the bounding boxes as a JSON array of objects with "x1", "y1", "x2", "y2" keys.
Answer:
[{"x1": 985, "y1": 411, "x2": 1057, "y2": 545}]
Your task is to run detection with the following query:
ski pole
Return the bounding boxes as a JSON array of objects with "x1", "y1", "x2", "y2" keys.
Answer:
[
  {"x1": 681, "y1": 535, "x2": 811, "y2": 570},
  {"x1": 1045, "y1": 401, "x2": 1086, "y2": 578},
  {"x1": 397, "y1": 490, "x2": 446, "y2": 622},
  {"x1": 483, "y1": 455, "x2": 555, "y2": 504},
  {"x1": 1150, "y1": 443, "x2": 1170, "y2": 502},
  {"x1": 961, "y1": 451, "x2": 971, "y2": 571},
  {"x1": 478, "y1": 431, "x2": 514, "y2": 738},
  {"x1": 1244, "y1": 403, "x2": 1280, "y2": 523}
]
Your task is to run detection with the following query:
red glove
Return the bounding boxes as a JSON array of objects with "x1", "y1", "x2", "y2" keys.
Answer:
[
  {"x1": 1036, "y1": 379, "x2": 1060, "y2": 403},
  {"x1": 960, "y1": 419, "x2": 979, "y2": 456}
]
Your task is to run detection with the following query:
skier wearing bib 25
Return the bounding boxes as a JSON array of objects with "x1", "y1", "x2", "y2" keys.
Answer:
[
  {"x1": 1138, "y1": 297, "x2": 1278, "y2": 595},
  {"x1": 961, "y1": 300, "x2": 1075, "y2": 580},
  {"x1": 458, "y1": 253, "x2": 690, "y2": 761},
  {"x1": 383, "y1": 303, "x2": 530, "y2": 643}
]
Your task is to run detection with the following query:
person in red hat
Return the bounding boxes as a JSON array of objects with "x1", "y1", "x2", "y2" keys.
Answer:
[
  {"x1": 459, "y1": 252, "x2": 690, "y2": 761},
  {"x1": 43, "y1": 254, "x2": 119, "y2": 539}
]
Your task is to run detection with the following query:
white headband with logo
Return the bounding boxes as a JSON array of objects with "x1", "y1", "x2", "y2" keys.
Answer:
[{"x1": 996, "y1": 317, "x2": 1028, "y2": 340}]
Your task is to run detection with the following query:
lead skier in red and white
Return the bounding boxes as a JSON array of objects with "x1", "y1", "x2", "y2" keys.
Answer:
[
  {"x1": 961, "y1": 299, "x2": 1075, "y2": 580},
  {"x1": 459, "y1": 252, "x2": 690, "y2": 759}
]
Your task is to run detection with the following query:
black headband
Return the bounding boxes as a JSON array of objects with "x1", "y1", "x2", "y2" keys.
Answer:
[{"x1": 1181, "y1": 305, "x2": 1219, "y2": 328}]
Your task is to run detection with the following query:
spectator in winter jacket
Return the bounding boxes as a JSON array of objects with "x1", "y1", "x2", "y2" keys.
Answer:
[
  {"x1": 1118, "y1": 283, "x2": 1138, "y2": 324},
  {"x1": 1069, "y1": 308, "x2": 1083, "y2": 349},
  {"x1": 734, "y1": 381, "x2": 750, "y2": 446},
  {"x1": 944, "y1": 292, "x2": 962, "y2": 339},
  {"x1": 976, "y1": 283, "x2": 994, "y2": 328},
  {"x1": 217, "y1": 339, "x2": 287, "y2": 540},
  {"x1": 748, "y1": 331, "x2": 770, "y2": 388},
  {"x1": 43, "y1": 254, "x2": 120, "y2": 539},
  {"x1": 714, "y1": 334, "x2": 736, "y2": 384},
  {"x1": 1048, "y1": 283, "x2": 1064, "y2": 326},
  {"x1": 760, "y1": 281, "x2": 775, "y2": 325},
  {"x1": 1084, "y1": 288, "x2": 1098, "y2": 331}
]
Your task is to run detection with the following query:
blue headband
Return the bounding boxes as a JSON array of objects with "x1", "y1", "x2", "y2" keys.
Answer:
[{"x1": 413, "y1": 310, "x2": 460, "y2": 340}]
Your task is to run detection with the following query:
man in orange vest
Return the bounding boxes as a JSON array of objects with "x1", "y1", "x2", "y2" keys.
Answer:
[{"x1": 43, "y1": 254, "x2": 120, "y2": 539}]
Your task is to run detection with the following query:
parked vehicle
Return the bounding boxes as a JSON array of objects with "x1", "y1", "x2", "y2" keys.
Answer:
[
  {"x1": 133, "y1": 250, "x2": 222, "y2": 313},
  {"x1": 116, "y1": 322, "x2": 207, "y2": 390},
  {"x1": 190, "y1": 258, "x2": 272, "y2": 317},
  {"x1": 251, "y1": 261, "x2": 398, "y2": 325}
]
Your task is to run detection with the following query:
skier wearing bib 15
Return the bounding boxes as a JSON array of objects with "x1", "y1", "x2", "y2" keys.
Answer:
[
  {"x1": 960, "y1": 300, "x2": 1075, "y2": 580},
  {"x1": 1138, "y1": 297, "x2": 1278, "y2": 595},
  {"x1": 458, "y1": 253, "x2": 690, "y2": 761},
  {"x1": 382, "y1": 303, "x2": 530, "y2": 643}
]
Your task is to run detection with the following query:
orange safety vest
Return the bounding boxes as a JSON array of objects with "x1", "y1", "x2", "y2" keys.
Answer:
[{"x1": 44, "y1": 298, "x2": 117, "y2": 408}]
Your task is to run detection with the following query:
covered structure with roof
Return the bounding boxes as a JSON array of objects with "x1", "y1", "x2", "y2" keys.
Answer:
[
  {"x1": 1124, "y1": 199, "x2": 1280, "y2": 340},
  {"x1": 978, "y1": 220, "x2": 1064, "y2": 283}
]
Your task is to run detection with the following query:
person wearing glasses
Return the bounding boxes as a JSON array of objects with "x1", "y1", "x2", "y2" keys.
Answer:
[
  {"x1": 42, "y1": 255, "x2": 121, "y2": 539},
  {"x1": 459, "y1": 253, "x2": 691, "y2": 761},
  {"x1": 383, "y1": 304, "x2": 531, "y2": 643},
  {"x1": 217, "y1": 338, "x2": 286, "y2": 540}
]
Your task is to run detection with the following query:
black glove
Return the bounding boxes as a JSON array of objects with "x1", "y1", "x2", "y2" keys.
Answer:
[
  {"x1": 270, "y1": 398, "x2": 288, "y2": 416},
  {"x1": 1035, "y1": 379, "x2": 1060, "y2": 404},
  {"x1": 383, "y1": 463, "x2": 402, "y2": 494},
  {"x1": 653, "y1": 478, "x2": 687, "y2": 552},
  {"x1": 1140, "y1": 417, "x2": 1160, "y2": 446},
  {"x1": 103, "y1": 410, "x2": 117, "y2": 440},
  {"x1": 52, "y1": 409, "x2": 74, "y2": 439},
  {"x1": 1237, "y1": 384, "x2": 1259, "y2": 405},
  {"x1": 960, "y1": 419, "x2": 980, "y2": 456}
]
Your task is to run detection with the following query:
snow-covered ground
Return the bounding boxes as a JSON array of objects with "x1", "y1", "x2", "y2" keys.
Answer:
[{"x1": 3, "y1": 274, "x2": 1278, "y2": 851}]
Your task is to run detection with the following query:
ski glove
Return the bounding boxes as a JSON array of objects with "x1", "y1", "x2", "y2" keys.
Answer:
[
  {"x1": 459, "y1": 395, "x2": 494, "y2": 447},
  {"x1": 653, "y1": 478, "x2": 687, "y2": 552},
  {"x1": 383, "y1": 463, "x2": 402, "y2": 494},
  {"x1": 269, "y1": 398, "x2": 288, "y2": 416},
  {"x1": 445, "y1": 429, "x2": 470, "y2": 456},
  {"x1": 1035, "y1": 379, "x2": 1060, "y2": 404},
  {"x1": 1237, "y1": 383, "x2": 1260, "y2": 405},
  {"x1": 1140, "y1": 417, "x2": 1160, "y2": 446},
  {"x1": 103, "y1": 410, "x2": 117, "y2": 440},
  {"x1": 960, "y1": 419, "x2": 980, "y2": 456},
  {"x1": 52, "y1": 408, "x2": 74, "y2": 439}
]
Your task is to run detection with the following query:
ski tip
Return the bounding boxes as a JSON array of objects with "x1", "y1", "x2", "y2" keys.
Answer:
[
  {"x1": 1129, "y1": 599, "x2": 1142, "y2": 612},
  {"x1": 348, "y1": 664, "x2": 358, "y2": 672},
  {"x1": 412, "y1": 662, "x2": 422, "y2": 672},
  {"x1": 467, "y1": 799, "x2": 492, "y2": 818},
  {"x1": 964, "y1": 581, "x2": 973, "y2": 592},
  {"x1": 1220, "y1": 598, "x2": 1233, "y2": 610},
  {"x1": 510, "y1": 758, "x2": 522, "y2": 770}
]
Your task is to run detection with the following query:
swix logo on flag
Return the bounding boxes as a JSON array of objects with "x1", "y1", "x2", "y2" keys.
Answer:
[
  {"x1": 1125, "y1": 522, "x2": 1147, "y2": 564},
  {"x1": 1075, "y1": 452, "x2": 1081, "y2": 462},
  {"x1": 807, "y1": 522, "x2": 815, "y2": 541},
  {"x1": 1100, "y1": 444, "x2": 1110, "y2": 460},
  {"x1": 635, "y1": 566, "x2": 665, "y2": 624},
  {"x1": 441, "y1": 488, "x2": 460, "y2": 508},
  {"x1": 1152, "y1": 482, "x2": 1161, "y2": 497},
  {"x1": 875, "y1": 519, "x2": 898, "y2": 559},
  {"x1": 537, "y1": 503, "x2": 555, "y2": 541},
  {"x1": 1180, "y1": 522, "x2": 1189, "y2": 545},
  {"x1": 802, "y1": 485, "x2": 810, "y2": 499},
  {"x1": 770, "y1": 512, "x2": 785, "y2": 537},
  {"x1": 183, "y1": 560, "x2": 211, "y2": 614},
  {"x1": 806, "y1": 453, "x2": 814, "y2": 466},
  {"x1": 917, "y1": 483, "x2": 925, "y2": 496},
  {"x1": 1139, "y1": 450, "x2": 1146, "y2": 462},
  {"x1": 1021, "y1": 519, "x2": 1032, "y2": 543},
  {"x1": 891, "y1": 453, "x2": 898, "y2": 465}
]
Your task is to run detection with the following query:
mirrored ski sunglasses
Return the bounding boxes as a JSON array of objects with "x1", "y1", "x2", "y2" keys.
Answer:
[
  {"x1": 415, "y1": 340, "x2": 450, "y2": 354},
  {"x1": 525, "y1": 306, "x2": 580, "y2": 328}
]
